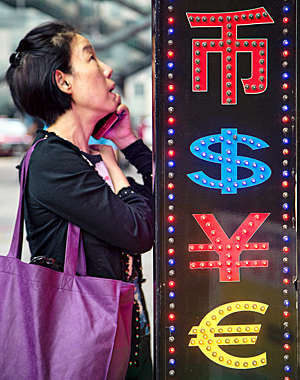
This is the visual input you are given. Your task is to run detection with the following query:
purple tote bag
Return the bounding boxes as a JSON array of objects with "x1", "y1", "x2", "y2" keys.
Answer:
[{"x1": 0, "y1": 139, "x2": 134, "y2": 380}]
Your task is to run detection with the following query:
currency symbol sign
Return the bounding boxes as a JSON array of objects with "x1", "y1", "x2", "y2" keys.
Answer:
[
  {"x1": 186, "y1": 8, "x2": 274, "y2": 105},
  {"x1": 187, "y1": 128, "x2": 272, "y2": 194},
  {"x1": 189, "y1": 301, "x2": 269, "y2": 369},
  {"x1": 189, "y1": 213, "x2": 269, "y2": 282}
]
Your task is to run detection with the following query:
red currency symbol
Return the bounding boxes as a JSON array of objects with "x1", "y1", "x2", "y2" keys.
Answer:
[{"x1": 189, "y1": 213, "x2": 270, "y2": 282}]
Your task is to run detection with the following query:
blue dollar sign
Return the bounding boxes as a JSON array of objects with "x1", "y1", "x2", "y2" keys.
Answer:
[{"x1": 187, "y1": 128, "x2": 272, "y2": 194}]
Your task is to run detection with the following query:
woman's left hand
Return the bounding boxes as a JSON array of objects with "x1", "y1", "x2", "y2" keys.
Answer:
[{"x1": 104, "y1": 104, "x2": 138, "y2": 150}]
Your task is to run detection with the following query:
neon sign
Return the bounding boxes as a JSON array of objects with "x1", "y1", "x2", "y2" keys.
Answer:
[
  {"x1": 189, "y1": 213, "x2": 269, "y2": 282},
  {"x1": 186, "y1": 8, "x2": 274, "y2": 104},
  {"x1": 189, "y1": 301, "x2": 269, "y2": 369},
  {"x1": 187, "y1": 128, "x2": 272, "y2": 194}
]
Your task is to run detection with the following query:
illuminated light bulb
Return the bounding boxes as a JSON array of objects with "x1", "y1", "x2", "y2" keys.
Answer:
[
  {"x1": 283, "y1": 311, "x2": 290, "y2": 318},
  {"x1": 167, "y1": 50, "x2": 174, "y2": 59},
  {"x1": 169, "y1": 346, "x2": 175, "y2": 354},
  {"x1": 168, "y1": 183, "x2": 174, "y2": 190},
  {"x1": 284, "y1": 332, "x2": 291, "y2": 339},
  {"x1": 226, "y1": 260, "x2": 232, "y2": 266},
  {"x1": 169, "y1": 280, "x2": 175, "y2": 288},
  {"x1": 168, "y1": 28, "x2": 174, "y2": 35},
  {"x1": 284, "y1": 365, "x2": 291, "y2": 372},
  {"x1": 168, "y1": 161, "x2": 175, "y2": 168},
  {"x1": 283, "y1": 235, "x2": 289, "y2": 242},
  {"x1": 283, "y1": 343, "x2": 290, "y2": 351},
  {"x1": 282, "y1": 105, "x2": 289, "y2": 112},
  {"x1": 283, "y1": 246, "x2": 289, "y2": 253},
  {"x1": 284, "y1": 300, "x2": 290, "y2": 307},
  {"x1": 262, "y1": 261, "x2": 268, "y2": 266},
  {"x1": 284, "y1": 377, "x2": 290, "y2": 380},
  {"x1": 168, "y1": 17, "x2": 174, "y2": 24},
  {"x1": 283, "y1": 278, "x2": 290, "y2": 285},
  {"x1": 282, "y1": 50, "x2": 289, "y2": 57},
  {"x1": 168, "y1": 313, "x2": 175, "y2": 321},
  {"x1": 282, "y1": 138, "x2": 289, "y2": 144},
  {"x1": 168, "y1": 258, "x2": 175, "y2": 267},
  {"x1": 282, "y1": 213, "x2": 289, "y2": 221},
  {"x1": 282, "y1": 170, "x2": 289, "y2": 177},
  {"x1": 283, "y1": 6, "x2": 290, "y2": 12},
  {"x1": 282, "y1": 203, "x2": 289, "y2": 210},
  {"x1": 168, "y1": 149, "x2": 175, "y2": 157},
  {"x1": 169, "y1": 358, "x2": 175, "y2": 365},
  {"x1": 168, "y1": 62, "x2": 174, "y2": 69},
  {"x1": 283, "y1": 17, "x2": 289, "y2": 24},
  {"x1": 168, "y1": 194, "x2": 174, "y2": 201},
  {"x1": 168, "y1": 248, "x2": 175, "y2": 255},
  {"x1": 168, "y1": 215, "x2": 175, "y2": 223},
  {"x1": 169, "y1": 325, "x2": 175, "y2": 333},
  {"x1": 168, "y1": 95, "x2": 175, "y2": 102},
  {"x1": 282, "y1": 39, "x2": 290, "y2": 46},
  {"x1": 282, "y1": 73, "x2": 289, "y2": 80},
  {"x1": 282, "y1": 116, "x2": 289, "y2": 123},
  {"x1": 283, "y1": 267, "x2": 289, "y2": 274},
  {"x1": 283, "y1": 148, "x2": 289, "y2": 155},
  {"x1": 168, "y1": 128, "x2": 175, "y2": 136},
  {"x1": 282, "y1": 83, "x2": 289, "y2": 90},
  {"x1": 168, "y1": 226, "x2": 175, "y2": 234},
  {"x1": 169, "y1": 291, "x2": 175, "y2": 299},
  {"x1": 168, "y1": 117, "x2": 175, "y2": 124},
  {"x1": 168, "y1": 84, "x2": 175, "y2": 92}
]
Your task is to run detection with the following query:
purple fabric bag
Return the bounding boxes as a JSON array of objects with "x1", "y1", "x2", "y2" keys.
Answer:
[{"x1": 0, "y1": 139, "x2": 134, "y2": 380}]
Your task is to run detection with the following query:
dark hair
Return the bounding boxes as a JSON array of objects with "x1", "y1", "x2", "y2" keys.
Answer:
[{"x1": 6, "y1": 22, "x2": 77, "y2": 125}]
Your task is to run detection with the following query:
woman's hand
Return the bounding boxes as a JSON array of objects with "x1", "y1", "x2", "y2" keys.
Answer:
[{"x1": 104, "y1": 104, "x2": 138, "y2": 150}]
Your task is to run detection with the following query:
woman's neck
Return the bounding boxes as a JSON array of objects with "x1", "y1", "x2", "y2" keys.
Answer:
[{"x1": 47, "y1": 108, "x2": 102, "y2": 153}]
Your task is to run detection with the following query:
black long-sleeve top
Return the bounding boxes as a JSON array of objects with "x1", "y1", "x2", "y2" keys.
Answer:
[{"x1": 23, "y1": 129, "x2": 153, "y2": 281}]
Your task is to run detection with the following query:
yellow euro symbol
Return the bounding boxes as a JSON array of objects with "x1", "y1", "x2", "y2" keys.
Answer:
[{"x1": 189, "y1": 301, "x2": 269, "y2": 369}]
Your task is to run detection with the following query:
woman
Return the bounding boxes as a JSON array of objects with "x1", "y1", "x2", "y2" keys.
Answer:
[{"x1": 6, "y1": 22, "x2": 153, "y2": 378}]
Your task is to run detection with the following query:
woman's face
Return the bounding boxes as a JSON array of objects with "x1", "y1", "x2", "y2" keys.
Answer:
[{"x1": 68, "y1": 34, "x2": 120, "y2": 119}]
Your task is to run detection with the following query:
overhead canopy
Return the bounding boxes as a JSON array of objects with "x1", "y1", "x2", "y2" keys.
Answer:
[{"x1": 0, "y1": 0, "x2": 151, "y2": 112}]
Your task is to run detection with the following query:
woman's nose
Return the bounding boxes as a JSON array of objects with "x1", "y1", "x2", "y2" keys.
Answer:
[{"x1": 100, "y1": 61, "x2": 113, "y2": 78}]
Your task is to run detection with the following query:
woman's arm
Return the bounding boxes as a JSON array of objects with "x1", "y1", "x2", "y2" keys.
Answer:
[
  {"x1": 28, "y1": 139, "x2": 153, "y2": 254},
  {"x1": 97, "y1": 144, "x2": 130, "y2": 193}
]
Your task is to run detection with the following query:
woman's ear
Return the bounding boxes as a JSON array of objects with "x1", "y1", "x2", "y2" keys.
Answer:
[{"x1": 54, "y1": 69, "x2": 72, "y2": 94}]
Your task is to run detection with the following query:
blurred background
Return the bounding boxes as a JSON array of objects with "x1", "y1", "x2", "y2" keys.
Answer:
[{"x1": 0, "y1": 0, "x2": 153, "y2": 332}]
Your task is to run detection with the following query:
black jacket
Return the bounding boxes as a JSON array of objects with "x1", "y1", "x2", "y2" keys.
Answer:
[{"x1": 23, "y1": 130, "x2": 153, "y2": 280}]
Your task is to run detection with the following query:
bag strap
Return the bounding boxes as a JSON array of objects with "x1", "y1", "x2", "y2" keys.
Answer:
[{"x1": 7, "y1": 137, "x2": 87, "y2": 276}]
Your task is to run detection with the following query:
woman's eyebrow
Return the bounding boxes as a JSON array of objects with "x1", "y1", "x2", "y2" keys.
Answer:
[{"x1": 82, "y1": 44, "x2": 95, "y2": 54}]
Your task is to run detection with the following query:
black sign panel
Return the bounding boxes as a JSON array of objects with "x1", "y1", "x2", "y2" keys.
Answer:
[{"x1": 154, "y1": 0, "x2": 298, "y2": 379}]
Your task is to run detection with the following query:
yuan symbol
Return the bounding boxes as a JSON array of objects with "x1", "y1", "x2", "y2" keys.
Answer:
[{"x1": 189, "y1": 213, "x2": 269, "y2": 282}]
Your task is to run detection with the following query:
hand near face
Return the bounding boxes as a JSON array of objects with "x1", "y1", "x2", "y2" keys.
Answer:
[{"x1": 104, "y1": 104, "x2": 138, "y2": 150}]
